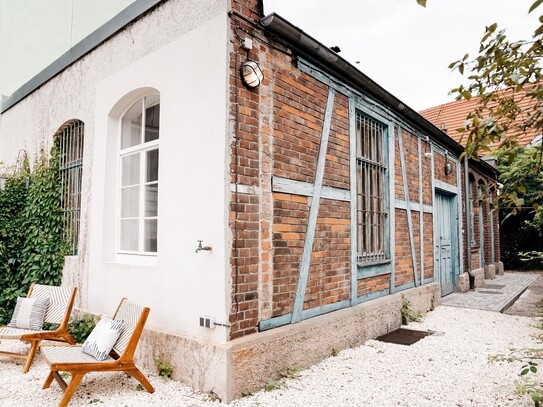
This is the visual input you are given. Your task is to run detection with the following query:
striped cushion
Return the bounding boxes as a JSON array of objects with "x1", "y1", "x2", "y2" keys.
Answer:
[
  {"x1": 113, "y1": 300, "x2": 143, "y2": 355},
  {"x1": 8, "y1": 297, "x2": 49, "y2": 330},
  {"x1": 0, "y1": 327, "x2": 44, "y2": 339},
  {"x1": 30, "y1": 284, "x2": 73, "y2": 324},
  {"x1": 42, "y1": 345, "x2": 115, "y2": 364},
  {"x1": 82, "y1": 318, "x2": 124, "y2": 361}
]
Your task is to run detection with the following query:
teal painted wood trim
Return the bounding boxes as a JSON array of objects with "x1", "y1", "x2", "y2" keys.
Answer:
[
  {"x1": 259, "y1": 299, "x2": 351, "y2": 331},
  {"x1": 489, "y1": 193, "x2": 495, "y2": 263},
  {"x1": 291, "y1": 87, "x2": 336, "y2": 324},
  {"x1": 348, "y1": 97, "x2": 358, "y2": 304},
  {"x1": 389, "y1": 121, "x2": 397, "y2": 294},
  {"x1": 422, "y1": 278, "x2": 435, "y2": 285},
  {"x1": 397, "y1": 127, "x2": 419, "y2": 287},
  {"x1": 395, "y1": 200, "x2": 433, "y2": 214},
  {"x1": 394, "y1": 281, "x2": 416, "y2": 292},
  {"x1": 434, "y1": 179, "x2": 458, "y2": 194},
  {"x1": 456, "y1": 160, "x2": 465, "y2": 273},
  {"x1": 272, "y1": 176, "x2": 350, "y2": 202},
  {"x1": 259, "y1": 314, "x2": 291, "y2": 331},
  {"x1": 431, "y1": 143, "x2": 437, "y2": 282},
  {"x1": 303, "y1": 299, "x2": 351, "y2": 319},
  {"x1": 297, "y1": 59, "x2": 425, "y2": 139},
  {"x1": 352, "y1": 288, "x2": 390, "y2": 305},
  {"x1": 357, "y1": 263, "x2": 392, "y2": 279},
  {"x1": 418, "y1": 138, "x2": 425, "y2": 283}
]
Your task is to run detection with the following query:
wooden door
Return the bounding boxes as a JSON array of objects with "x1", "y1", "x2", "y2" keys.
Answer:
[{"x1": 435, "y1": 192, "x2": 455, "y2": 296}]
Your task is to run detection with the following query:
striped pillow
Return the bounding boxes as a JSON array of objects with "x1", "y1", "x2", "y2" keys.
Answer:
[
  {"x1": 82, "y1": 318, "x2": 124, "y2": 361},
  {"x1": 8, "y1": 297, "x2": 49, "y2": 330}
]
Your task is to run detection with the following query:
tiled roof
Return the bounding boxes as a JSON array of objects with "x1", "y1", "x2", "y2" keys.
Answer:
[{"x1": 419, "y1": 87, "x2": 541, "y2": 149}]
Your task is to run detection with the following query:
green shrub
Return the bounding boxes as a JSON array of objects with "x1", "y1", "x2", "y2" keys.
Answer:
[
  {"x1": 0, "y1": 146, "x2": 68, "y2": 325},
  {"x1": 68, "y1": 314, "x2": 98, "y2": 343}
]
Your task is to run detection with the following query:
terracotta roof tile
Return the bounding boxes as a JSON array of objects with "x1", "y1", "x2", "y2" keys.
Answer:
[{"x1": 419, "y1": 87, "x2": 541, "y2": 150}]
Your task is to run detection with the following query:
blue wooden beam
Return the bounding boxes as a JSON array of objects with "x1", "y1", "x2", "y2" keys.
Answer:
[
  {"x1": 260, "y1": 299, "x2": 350, "y2": 331},
  {"x1": 348, "y1": 98, "x2": 358, "y2": 304},
  {"x1": 272, "y1": 176, "x2": 350, "y2": 202},
  {"x1": 291, "y1": 88, "x2": 336, "y2": 324},
  {"x1": 397, "y1": 127, "x2": 419, "y2": 287},
  {"x1": 418, "y1": 138, "x2": 424, "y2": 283}
]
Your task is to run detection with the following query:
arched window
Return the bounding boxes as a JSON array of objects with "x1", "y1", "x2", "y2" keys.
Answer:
[
  {"x1": 118, "y1": 95, "x2": 160, "y2": 254},
  {"x1": 56, "y1": 120, "x2": 85, "y2": 255}
]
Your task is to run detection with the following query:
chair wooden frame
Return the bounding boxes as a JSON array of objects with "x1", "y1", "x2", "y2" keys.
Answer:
[
  {"x1": 42, "y1": 298, "x2": 154, "y2": 407},
  {"x1": 0, "y1": 283, "x2": 77, "y2": 373}
]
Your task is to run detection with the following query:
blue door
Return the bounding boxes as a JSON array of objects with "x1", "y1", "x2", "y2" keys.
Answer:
[{"x1": 435, "y1": 192, "x2": 456, "y2": 296}]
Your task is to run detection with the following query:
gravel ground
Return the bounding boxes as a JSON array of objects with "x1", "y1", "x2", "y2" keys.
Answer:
[{"x1": 0, "y1": 306, "x2": 541, "y2": 406}]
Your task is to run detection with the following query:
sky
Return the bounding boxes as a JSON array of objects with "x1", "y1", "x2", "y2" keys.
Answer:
[{"x1": 263, "y1": 0, "x2": 540, "y2": 111}]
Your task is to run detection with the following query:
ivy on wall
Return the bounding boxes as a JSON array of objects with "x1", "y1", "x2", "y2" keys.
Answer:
[{"x1": 0, "y1": 145, "x2": 68, "y2": 324}]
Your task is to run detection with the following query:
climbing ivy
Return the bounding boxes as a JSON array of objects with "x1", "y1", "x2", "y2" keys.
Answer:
[{"x1": 0, "y1": 146, "x2": 68, "y2": 324}]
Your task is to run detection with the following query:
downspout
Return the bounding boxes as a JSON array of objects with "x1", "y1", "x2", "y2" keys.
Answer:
[{"x1": 464, "y1": 157, "x2": 475, "y2": 288}]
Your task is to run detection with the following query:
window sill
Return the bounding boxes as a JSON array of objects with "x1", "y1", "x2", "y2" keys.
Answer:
[
  {"x1": 113, "y1": 253, "x2": 158, "y2": 267},
  {"x1": 357, "y1": 260, "x2": 392, "y2": 279}
]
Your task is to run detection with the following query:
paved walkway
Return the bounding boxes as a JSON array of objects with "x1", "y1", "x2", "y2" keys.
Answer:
[{"x1": 440, "y1": 272, "x2": 539, "y2": 312}]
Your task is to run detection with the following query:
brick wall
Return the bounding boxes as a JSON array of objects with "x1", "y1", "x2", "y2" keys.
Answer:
[{"x1": 228, "y1": 0, "x2": 499, "y2": 339}]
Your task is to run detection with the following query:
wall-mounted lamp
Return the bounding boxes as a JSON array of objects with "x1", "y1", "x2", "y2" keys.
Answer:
[
  {"x1": 444, "y1": 153, "x2": 453, "y2": 176},
  {"x1": 240, "y1": 60, "x2": 264, "y2": 88}
]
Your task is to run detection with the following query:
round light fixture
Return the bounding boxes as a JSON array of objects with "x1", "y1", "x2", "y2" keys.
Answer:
[{"x1": 240, "y1": 60, "x2": 263, "y2": 88}]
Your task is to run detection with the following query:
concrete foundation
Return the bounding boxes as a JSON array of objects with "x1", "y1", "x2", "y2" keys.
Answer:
[
  {"x1": 456, "y1": 273, "x2": 470, "y2": 293},
  {"x1": 484, "y1": 264, "x2": 496, "y2": 280},
  {"x1": 497, "y1": 261, "x2": 505, "y2": 275},
  {"x1": 473, "y1": 268, "x2": 485, "y2": 288},
  {"x1": 132, "y1": 283, "x2": 440, "y2": 402}
]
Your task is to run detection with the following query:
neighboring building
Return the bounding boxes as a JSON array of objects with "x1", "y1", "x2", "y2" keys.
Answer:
[
  {"x1": 419, "y1": 87, "x2": 542, "y2": 148},
  {"x1": 0, "y1": 0, "x2": 501, "y2": 401},
  {"x1": 0, "y1": 0, "x2": 135, "y2": 99},
  {"x1": 421, "y1": 88, "x2": 542, "y2": 270}
]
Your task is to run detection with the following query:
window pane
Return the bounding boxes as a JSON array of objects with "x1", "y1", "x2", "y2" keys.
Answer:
[
  {"x1": 121, "y1": 100, "x2": 143, "y2": 149},
  {"x1": 145, "y1": 184, "x2": 158, "y2": 217},
  {"x1": 144, "y1": 219, "x2": 157, "y2": 252},
  {"x1": 120, "y1": 219, "x2": 139, "y2": 251},
  {"x1": 121, "y1": 186, "x2": 140, "y2": 218},
  {"x1": 144, "y1": 100, "x2": 160, "y2": 143},
  {"x1": 146, "y1": 149, "x2": 159, "y2": 182},
  {"x1": 121, "y1": 154, "x2": 140, "y2": 187}
]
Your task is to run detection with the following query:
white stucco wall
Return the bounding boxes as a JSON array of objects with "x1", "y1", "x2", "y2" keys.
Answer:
[
  {"x1": 0, "y1": 0, "x2": 231, "y2": 342},
  {"x1": 91, "y1": 15, "x2": 230, "y2": 341}
]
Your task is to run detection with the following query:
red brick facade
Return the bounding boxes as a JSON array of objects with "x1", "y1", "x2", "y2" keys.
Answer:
[{"x1": 228, "y1": 0, "x2": 500, "y2": 339}]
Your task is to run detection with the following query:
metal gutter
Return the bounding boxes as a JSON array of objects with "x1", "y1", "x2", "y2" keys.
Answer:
[
  {"x1": 0, "y1": 0, "x2": 166, "y2": 114},
  {"x1": 260, "y1": 12, "x2": 497, "y2": 180}
]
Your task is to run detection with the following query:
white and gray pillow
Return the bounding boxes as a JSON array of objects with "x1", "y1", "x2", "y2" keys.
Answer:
[
  {"x1": 82, "y1": 318, "x2": 124, "y2": 361},
  {"x1": 8, "y1": 297, "x2": 49, "y2": 330}
]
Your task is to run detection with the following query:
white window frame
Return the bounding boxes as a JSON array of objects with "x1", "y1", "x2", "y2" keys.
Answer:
[{"x1": 117, "y1": 96, "x2": 159, "y2": 256}]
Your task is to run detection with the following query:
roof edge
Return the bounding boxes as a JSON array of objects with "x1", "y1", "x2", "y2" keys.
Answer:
[
  {"x1": 0, "y1": 0, "x2": 166, "y2": 114},
  {"x1": 260, "y1": 12, "x2": 497, "y2": 179}
]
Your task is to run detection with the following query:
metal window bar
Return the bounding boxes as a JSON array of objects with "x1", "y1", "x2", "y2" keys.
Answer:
[
  {"x1": 57, "y1": 120, "x2": 84, "y2": 255},
  {"x1": 356, "y1": 113, "x2": 387, "y2": 264}
]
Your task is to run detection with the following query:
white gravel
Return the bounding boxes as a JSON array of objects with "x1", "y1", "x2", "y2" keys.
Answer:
[{"x1": 0, "y1": 306, "x2": 541, "y2": 406}]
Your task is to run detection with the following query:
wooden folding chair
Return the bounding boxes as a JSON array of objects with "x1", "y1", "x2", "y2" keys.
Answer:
[
  {"x1": 0, "y1": 283, "x2": 77, "y2": 373},
  {"x1": 41, "y1": 298, "x2": 154, "y2": 407}
]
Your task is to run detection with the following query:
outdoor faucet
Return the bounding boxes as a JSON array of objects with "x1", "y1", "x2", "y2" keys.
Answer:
[{"x1": 195, "y1": 240, "x2": 212, "y2": 253}]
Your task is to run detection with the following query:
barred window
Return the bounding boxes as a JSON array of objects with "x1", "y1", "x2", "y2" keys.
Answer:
[
  {"x1": 57, "y1": 120, "x2": 84, "y2": 255},
  {"x1": 356, "y1": 113, "x2": 388, "y2": 264}
]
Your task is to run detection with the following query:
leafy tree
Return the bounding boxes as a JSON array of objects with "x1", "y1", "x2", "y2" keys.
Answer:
[{"x1": 418, "y1": 0, "x2": 543, "y2": 247}]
